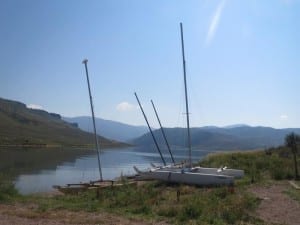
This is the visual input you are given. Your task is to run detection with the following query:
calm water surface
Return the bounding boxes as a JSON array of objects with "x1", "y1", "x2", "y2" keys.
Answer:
[{"x1": 0, "y1": 147, "x2": 217, "y2": 194}]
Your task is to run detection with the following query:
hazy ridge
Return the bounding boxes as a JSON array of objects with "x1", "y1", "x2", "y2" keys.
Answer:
[
  {"x1": 132, "y1": 126, "x2": 300, "y2": 150},
  {"x1": 0, "y1": 97, "x2": 125, "y2": 148},
  {"x1": 63, "y1": 116, "x2": 148, "y2": 142}
]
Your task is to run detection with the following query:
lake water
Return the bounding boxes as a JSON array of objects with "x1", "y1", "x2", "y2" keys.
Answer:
[{"x1": 0, "y1": 146, "x2": 218, "y2": 194}]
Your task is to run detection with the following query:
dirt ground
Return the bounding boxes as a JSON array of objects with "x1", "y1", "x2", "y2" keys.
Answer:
[
  {"x1": 249, "y1": 181, "x2": 300, "y2": 225},
  {"x1": 0, "y1": 203, "x2": 169, "y2": 225}
]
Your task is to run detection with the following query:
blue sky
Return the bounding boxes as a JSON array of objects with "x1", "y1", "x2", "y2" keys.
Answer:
[{"x1": 0, "y1": 0, "x2": 299, "y2": 128}]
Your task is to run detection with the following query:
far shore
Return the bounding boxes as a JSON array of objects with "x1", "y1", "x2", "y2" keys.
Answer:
[{"x1": 0, "y1": 143, "x2": 132, "y2": 149}]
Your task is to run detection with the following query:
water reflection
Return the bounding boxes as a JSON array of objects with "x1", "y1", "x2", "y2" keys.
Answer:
[{"x1": 0, "y1": 146, "x2": 216, "y2": 194}]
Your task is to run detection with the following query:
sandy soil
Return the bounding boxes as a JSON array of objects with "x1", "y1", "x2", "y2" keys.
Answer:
[{"x1": 249, "y1": 181, "x2": 300, "y2": 225}]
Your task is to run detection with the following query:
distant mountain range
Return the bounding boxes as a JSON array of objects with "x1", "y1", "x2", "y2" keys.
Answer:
[
  {"x1": 2, "y1": 96, "x2": 299, "y2": 151},
  {"x1": 62, "y1": 115, "x2": 300, "y2": 150},
  {"x1": 132, "y1": 126, "x2": 300, "y2": 151},
  {"x1": 63, "y1": 116, "x2": 148, "y2": 142},
  {"x1": 0, "y1": 97, "x2": 125, "y2": 148}
]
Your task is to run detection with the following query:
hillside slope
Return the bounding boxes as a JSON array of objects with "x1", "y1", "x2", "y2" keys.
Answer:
[{"x1": 0, "y1": 98, "x2": 125, "y2": 148}]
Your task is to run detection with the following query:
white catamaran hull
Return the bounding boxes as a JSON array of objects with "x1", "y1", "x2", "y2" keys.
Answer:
[
  {"x1": 135, "y1": 168, "x2": 234, "y2": 186},
  {"x1": 191, "y1": 167, "x2": 244, "y2": 179},
  {"x1": 150, "y1": 163, "x2": 244, "y2": 179}
]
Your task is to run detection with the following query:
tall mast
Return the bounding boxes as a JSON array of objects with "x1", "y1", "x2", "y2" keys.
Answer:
[
  {"x1": 151, "y1": 100, "x2": 175, "y2": 164},
  {"x1": 134, "y1": 92, "x2": 166, "y2": 166},
  {"x1": 82, "y1": 59, "x2": 103, "y2": 181},
  {"x1": 180, "y1": 23, "x2": 192, "y2": 168}
]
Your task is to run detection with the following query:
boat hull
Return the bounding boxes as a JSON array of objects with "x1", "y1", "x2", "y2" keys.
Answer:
[
  {"x1": 136, "y1": 169, "x2": 234, "y2": 186},
  {"x1": 150, "y1": 164, "x2": 244, "y2": 179},
  {"x1": 192, "y1": 167, "x2": 244, "y2": 179},
  {"x1": 53, "y1": 180, "x2": 137, "y2": 194}
]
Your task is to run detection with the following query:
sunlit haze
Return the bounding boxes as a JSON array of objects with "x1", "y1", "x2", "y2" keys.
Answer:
[{"x1": 1, "y1": 0, "x2": 299, "y2": 128}]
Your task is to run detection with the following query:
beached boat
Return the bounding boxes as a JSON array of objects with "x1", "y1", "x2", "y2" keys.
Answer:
[
  {"x1": 150, "y1": 163, "x2": 244, "y2": 179},
  {"x1": 133, "y1": 23, "x2": 244, "y2": 186},
  {"x1": 53, "y1": 180, "x2": 137, "y2": 194},
  {"x1": 134, "y1": 166, "x2": 234, "y2": 186},
  {"x1": 54, "y1": 59, "x2": 111, "y2": 194}
]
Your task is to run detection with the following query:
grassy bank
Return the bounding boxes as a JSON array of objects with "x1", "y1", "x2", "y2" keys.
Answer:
[
  {"x1": 1, "y1": 146, "x2": 299, "y2": 224},
  {"x1": 200, "y1": 146, "x2": 299, "y2": 182}
]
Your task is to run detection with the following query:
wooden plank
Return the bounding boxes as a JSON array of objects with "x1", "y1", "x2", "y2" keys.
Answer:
[{"x1": 289, "y1": 181, "x2": 300, "y2": 190}]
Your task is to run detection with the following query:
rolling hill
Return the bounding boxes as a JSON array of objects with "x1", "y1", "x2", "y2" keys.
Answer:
[
  {"x1": 63, "y1": 116, "x2": 148, "y2": 142},
  {"x1": 0, "y1": 97, "x2": 126, "y2": 148},
  {"x1": 132, "y1": 126, "x2": 300, "y2": 150}
]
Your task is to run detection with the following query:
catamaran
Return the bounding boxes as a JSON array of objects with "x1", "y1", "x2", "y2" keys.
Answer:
[
  {"x1": 134, "y1": 23, "x2": 244, "y2": 185},
  {"x1": 149, "y1": 163, "x2": 244, "y2": 179}
]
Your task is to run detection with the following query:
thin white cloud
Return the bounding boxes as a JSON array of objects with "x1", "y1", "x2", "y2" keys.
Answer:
[
  {"x1": 116, "y1": 102, "x2": 136, "y2": 112},
  {"x1": 27, "y1": 104, "x2": 43, "y2": 110},
  {"x1": 280, "y1": 115, "x2": 288, "y2": 120},
  {"x1": 205, "y1": 0, "x2": 226, "y2": 46}
]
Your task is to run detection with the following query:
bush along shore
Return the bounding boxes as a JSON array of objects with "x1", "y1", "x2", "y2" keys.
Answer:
[{"x1": 0, "y1": 145, "x2": 300, "y2": 225}]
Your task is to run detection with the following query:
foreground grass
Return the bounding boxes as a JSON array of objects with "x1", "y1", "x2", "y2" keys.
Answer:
[
  {"x1": 18, "y1": 182, "x2": 260, "y2": 225},
  {"x1": 1, "y1": 146, "x2": 299, "y2": 224}
]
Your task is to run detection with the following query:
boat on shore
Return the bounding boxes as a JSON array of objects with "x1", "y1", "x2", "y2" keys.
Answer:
[
  {"x1": 133, "y1": 23, "x2": 244, "y2": 186},
  {"x1": 54, "y1": 59, "x2": 111, "y2": 194},
  {"x1": 150, "y1": 163, "x2": 244, "y2": 179},
  {"x1": 134, "y1": 166, "x2": 234, "y2": 186},
  {"x1": 53, "y1": 179, "x2": 137, "y2": 194}
]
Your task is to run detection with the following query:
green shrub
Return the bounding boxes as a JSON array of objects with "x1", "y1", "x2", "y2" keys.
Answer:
[
  {"x1": 270, "y1": 166, "x2": 294, "y2": 180},
  {"x1": 0, "y1": 174, "x2": 19, "y2": 202},
  {"x1": 268, "y1": 154, "x2": 294, "y2": 180}
]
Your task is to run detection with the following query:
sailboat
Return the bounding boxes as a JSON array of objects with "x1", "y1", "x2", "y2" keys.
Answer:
[
  {"x1": 53, "y1": 59, "x2": 136, "y2": 194},
  {"x1": 134, "y1": 23, "x2": 243, "y2": 186}
]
